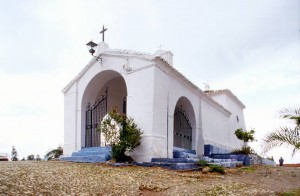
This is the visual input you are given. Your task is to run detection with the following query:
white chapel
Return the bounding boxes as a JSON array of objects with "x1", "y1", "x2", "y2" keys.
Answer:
[{"x1": 62, "y1": 38, "x2": 246, "y2": 162}]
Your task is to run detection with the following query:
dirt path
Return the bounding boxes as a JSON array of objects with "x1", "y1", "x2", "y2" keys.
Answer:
[{"x1": 0, "y1": 161, "x2": 299, "y2": 195}]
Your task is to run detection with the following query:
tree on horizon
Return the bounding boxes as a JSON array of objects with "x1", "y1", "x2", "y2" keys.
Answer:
[
  {"x1": 263, "y1": 107, "x2": 300, "y2": 156},
  {"x1": 11, "y1": 146, "x2": 18, "y2": 161},
  {"x1": 45, "y1": 146, "x2": 63, "y2": 160},
  {"x1": 27, "y1": 154, "x2": 35, "y2": 161}
]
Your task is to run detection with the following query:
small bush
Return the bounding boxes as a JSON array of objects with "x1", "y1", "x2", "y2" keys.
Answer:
[
  {"x1": 234, "y1": 128, "x2": 255, "y2": 142},
  {"x1": 231, "y1": 146, "x2": 255, "y2": 155},
  {"x1": 209, "y1": 164, "x2": 225, "y2": 174},
  {"x1": 45, "y1": 146, "x2": 63, "y2": 160},
  {"x1": 197, "y1": 160, "x2": 209, "y2": 167},
  {"x1": 98, "y1": 109, "x2": 143, "y2": 162}
]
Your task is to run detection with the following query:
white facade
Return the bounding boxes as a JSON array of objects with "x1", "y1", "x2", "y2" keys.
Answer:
[{"x1": 62, "y1": 42, "x2": 246, "y2": 162}]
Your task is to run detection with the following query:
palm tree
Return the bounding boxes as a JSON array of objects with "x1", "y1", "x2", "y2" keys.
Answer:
[{"x1": 263, "y1": 107, "x2": 300, "y2": 156}]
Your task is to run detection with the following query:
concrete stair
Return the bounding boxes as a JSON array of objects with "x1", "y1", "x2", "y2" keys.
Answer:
[
  {"x1": 134, "y1": 148, "x2": 244, "y2": 170},
  {"x1": 208, "y1": 154, "x2": 250, "y2": 166},
  {"x1": 61, "y1": 146, "x2": 245, "y2": 169},
  {"x1": 60, "y1": 146, "x2": 111, "y2": 163}
]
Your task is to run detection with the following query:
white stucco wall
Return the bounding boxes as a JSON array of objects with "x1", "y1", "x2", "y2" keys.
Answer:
[
  {"x1": 209, "y1": 92, "x2": 246, "y2": 149},
  {"x1": 63, "y1": 45, "x2": 247, "y2": 160},
  {"x1": 63, "y1": 50, "x2": 158, "y2": 160},
  {"x1": 63, "y1": 83, "x2": 77, "y2": 156},
  {"x1": 151, "y1": 62, "x2": 207, "y2": 158},
  {"x1": 125, "y1": 65, "x2": 156, "y2": 161},
  {"x1": 201, "y1": 100, "x2": 232, "y2": 150}
]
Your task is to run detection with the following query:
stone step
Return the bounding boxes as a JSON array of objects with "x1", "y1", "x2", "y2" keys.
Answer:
[
  {"x1": 210, "y1": 161, "x2": 243, "y2": 168},
  {"x1": 161, "y1": 163, "x2": 199, "y2": 170},
  {"x1": 173, "y1": 147, "x2": 198, "y2": 158},
  {"x1": 80, "y1": 146, "x2": 112, "y2": 151},
  {"x1": 149, "y1": 156, "x2": 243, "y2": 170},
  {"x1": 173, "y1": 147, "x2": 197, "y2": 154},
  {"x1": 71, "y1": 150, "x2": 111, "y2": 157},
  {"x1": 151, "y1": 158, "x2": 200, "y2": 163},
  {"x1": 173, "y1": 151, "x2": 199, "y2": 158},
  {"x1": 60, "y1": 146, "x2": 112, "y2": 163},
  {"x1": 202, "y1": 157, "x2": 238, "y2": 163},
  {"x1": 209, "y1": 154, "x2": 251, "y2": 166},
  {"x1": 71, "y1": 147, "x2": 111, "y2": 156},
  {"x1": 204, "y1": 144, "x2": 231, "y2": 156},
  {"x1": 60, "y1": 154, "x2": 111, "y2": 163},
  {"x1": 134, "y1": 162, "x2": 199, "y2": 170}
]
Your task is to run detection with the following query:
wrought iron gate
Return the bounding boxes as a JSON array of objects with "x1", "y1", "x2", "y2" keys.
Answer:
[
  {"x1": 173, "y1": 107, "x2": 192, "y2": 150},
  {"x1": 123, "y1": 96, "x2": 127, "y2": 114},
  {"x1": 85, "y1": 90, "x2": 107, "y2": 147}
]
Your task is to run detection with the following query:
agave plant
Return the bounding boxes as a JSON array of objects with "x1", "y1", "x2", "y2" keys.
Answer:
[{"x1": 263, "y1": 107, "x2": 300, "y2": 156}]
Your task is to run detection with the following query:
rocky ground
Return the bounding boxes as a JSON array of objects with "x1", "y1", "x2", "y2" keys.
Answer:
[{"x1": 0, "y1": 161, "x2": 299, "y2": 195}]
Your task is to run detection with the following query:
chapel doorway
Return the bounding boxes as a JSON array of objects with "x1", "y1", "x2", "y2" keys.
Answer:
[
  {"x1": 85, "y1": 89, "x2": 108, "y2": 147},
  {"x1": 82, "y1": 71, "x2": 127, "y2": 147},
  {"x1": 173, "y1": 97, "x2": 195, "y2": 150}
]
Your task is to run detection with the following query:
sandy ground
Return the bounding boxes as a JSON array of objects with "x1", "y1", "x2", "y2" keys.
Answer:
[{"x1": 0, "y1": 161, "x2": 299, "y2": 195}]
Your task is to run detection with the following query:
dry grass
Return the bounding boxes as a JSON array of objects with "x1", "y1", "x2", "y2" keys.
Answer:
[{"x1": 0, "y1": 161, "x2": 299, "y2": 195}]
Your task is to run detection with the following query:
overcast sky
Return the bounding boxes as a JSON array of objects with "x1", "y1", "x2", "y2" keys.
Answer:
[{"x1": 0, "y1": 0, "x2": 299, "y2": 163}]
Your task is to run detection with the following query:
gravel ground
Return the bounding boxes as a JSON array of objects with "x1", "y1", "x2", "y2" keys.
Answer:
[{"x1": 0, "y1": 161, "x2": 299, "y2": 195}]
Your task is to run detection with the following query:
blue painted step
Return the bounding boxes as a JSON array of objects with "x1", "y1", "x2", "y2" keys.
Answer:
[
  {"x1": 60, "y1": 146, "x2": 112, "y2": 163},
  {"x1": 60, "y1": 154, "x2": 111, "y2": 163},
  {"x1": 173, "y1": 147, "x2": 199, "y2": 158},
  {"x1": 133, "y1": 162, "x2": 199, "y2": 170},
  {"x1": 133, "y1": 148, "x2": 201, "y2": 170},
  {"x1": 71, "y1": 147, "x2": 111, "y2": 156},
  {"x1": 209, "y1": 154, "x2": 251, "y2": 166},
  {"x1": 151, "y1": 158, "x2": 199, "y2": 163}
]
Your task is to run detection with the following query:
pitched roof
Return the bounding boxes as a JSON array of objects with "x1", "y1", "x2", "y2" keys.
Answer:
[
  {"x1": 153, "y1": 56, "x2": 232, "y2": 116},
  {"x1": 62, "y1": 46, "x2": 237, "y2": 116},
  {"x1": 205, "y1": 89, "x2": 246, "y2": 109},
  {"x1": 61, "y1": 48, "x2": 153, "y2": 93}
]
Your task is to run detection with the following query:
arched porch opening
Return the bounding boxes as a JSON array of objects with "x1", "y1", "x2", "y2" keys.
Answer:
[
  {"x1": 173, "y1": 96, "x2": 196, "y2": 150},
  {"x1": 81, "y1": 70, "x2": 127, "y2": 147}
]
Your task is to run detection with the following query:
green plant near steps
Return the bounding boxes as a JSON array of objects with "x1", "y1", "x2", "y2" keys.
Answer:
[
  {"x1": 98, "y1": 109, "x2": 143, "y2": 162},
  {"x1": 197, "y1": 160, "x2": 209, "y2": 167},
  {"x1": 209, "y1": 164, "x2": 225, "y2": 174},
  {"x1": 234, "y1": 128, "x2": 255, "y2": 142},
  {"x1": 231, "y1": 146, "x2": 255, "y2": 155}
]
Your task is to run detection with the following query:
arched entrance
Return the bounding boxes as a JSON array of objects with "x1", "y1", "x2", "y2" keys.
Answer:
[
  {"x1": 82, "y1": 70, "x2": 127, "y2": 147},
  {"x1": 173, "y1": 97, "x2": 195, "y2": 150}
]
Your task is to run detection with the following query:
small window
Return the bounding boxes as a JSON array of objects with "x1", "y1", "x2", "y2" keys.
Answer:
[{"x1": 236, "y1": 115, "x2": 239, "y2": 123}]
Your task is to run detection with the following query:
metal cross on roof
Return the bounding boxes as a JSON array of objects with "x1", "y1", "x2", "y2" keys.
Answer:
[{"x1": 99, "y1": 25, "x2": 108, "y2": 42}]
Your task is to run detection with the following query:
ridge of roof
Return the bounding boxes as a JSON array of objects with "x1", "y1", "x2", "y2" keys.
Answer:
[
  {"x1": 62, "y1": 46, "x2": 243, "y2": 115},
  {"x1": 62, "y1": 57, "x2": 96, "y2": 93},
  {"x1": 62, "y1": 48, "x2": 155, "y2": 93},
  {"x1": 106, "y1": 48, "x2": 152, "y2": 57},
  {"x1": 153, "y1": 56, "x2": 232, "y2": 116},
  {"x1": 205, "y1": 89, "x2": 246, "y2": 109}
]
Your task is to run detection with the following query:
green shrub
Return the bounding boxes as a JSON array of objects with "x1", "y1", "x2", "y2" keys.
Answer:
[
  {"x1": 234, "y1": 128, "x2": 255, "y2": 142},
  {"x1": 231, "y1": 146, "x2": 255, "y2": 155},
  {"x1": 197, "y1": 160, "x2": 209, "y2": 167},
  {"x1": 45, "y1": 146, "x2": 63, "y2": 160},
  {"x1": 209, "y1": 164, "x2": 225, "y2": 174},
  {"x1": 99, "y1": 109, "x2": 143, "y2": 162}
]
